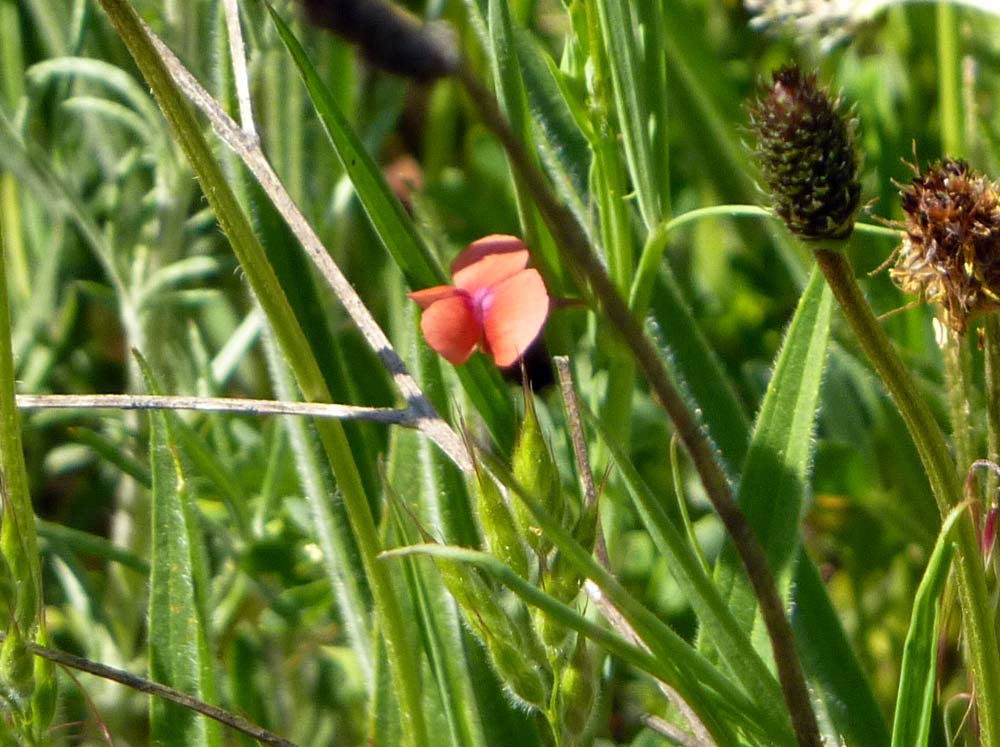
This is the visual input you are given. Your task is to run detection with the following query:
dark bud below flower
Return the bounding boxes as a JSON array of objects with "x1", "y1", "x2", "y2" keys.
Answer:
[{"x1": 749, "y1": 65, "x2": 861, "y2": 240}]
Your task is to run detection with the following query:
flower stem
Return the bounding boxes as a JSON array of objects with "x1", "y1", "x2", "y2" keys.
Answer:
[
  {"x1": 460, "y1": 67, "x2": 822, "y2": 747},
  {"x1": 814, "y1": 248, "x2": 1000, "y2": 744}
]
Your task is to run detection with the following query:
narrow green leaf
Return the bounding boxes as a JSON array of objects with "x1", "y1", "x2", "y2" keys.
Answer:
[
  {"x1": 891, "y1": 506, "x2": 964, "y2": 747},
  {"x1": 793, "y1": 556, "x2": 891, "y2": 746},
  {"x1": 645, "y1": 263, "x2": 751, "y2": 475},
  {"x1": 486, "y1": 0, "x2": 561, "y2": 287},
  {"x1": 587, "y1": 412, "x2": 785, "y2": 716},
  {"x1": 147, "y1": 391, "x2": 221, "y2": 747},
  {"x1": 714, "y1": 266, "x2": 831, "y2": 640},
  {"x1": 595, "y1": 0, "x2": 663, "y2": 229}
]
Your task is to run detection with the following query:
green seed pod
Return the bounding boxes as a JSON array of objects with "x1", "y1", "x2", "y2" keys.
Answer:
[
  {"x1": 432, "y1": 555, "x2": 551, "y2": 708},
  {"x1": 487, "y1": 634, "x2": 551, "y2": 710},
  {"x1": 558, "y1": 635, "x2": 597, "y2": 740},
  {"x1": 29, "y1": 657, "x2": 57, "y2": 735},
  {"x1": 472, "y1": 459, "x2": 530, "y2": 579},
  {"x1": 749, "y1": 65, "x2": 860, "y2": 240},
  {"x1": 512, "y1": 391, "x2": 563, "y2": 555},
  {"x1": 0, "y1": 625, "x2": 34, "y2": 710}
]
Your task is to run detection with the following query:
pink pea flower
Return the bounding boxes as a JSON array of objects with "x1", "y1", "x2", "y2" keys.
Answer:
[{"x1": 407, "y1": 235, "x2": 550, "y2": 367}]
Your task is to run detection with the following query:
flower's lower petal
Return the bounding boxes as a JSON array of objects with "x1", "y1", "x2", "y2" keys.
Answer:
[
  {"x1": 408, "y1": 285, "x2": 461, "y2": 309},
  {"x1": 482, "y1": 269, "x2": 550, "y2": 367},
  {"x1": 451, "y1": 235, "x2": 530, "y2": 291},
  {"x1": 420, "y1": 294, "x2": 482, "y2": 365}
]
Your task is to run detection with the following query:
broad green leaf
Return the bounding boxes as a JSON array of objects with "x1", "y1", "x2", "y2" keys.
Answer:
[
  {"x1": 891, "y1": 506, "x2": 963, "y2": 747},
  {"x1": 714, "y1": 266, "x2": 832, "y2": 638}
]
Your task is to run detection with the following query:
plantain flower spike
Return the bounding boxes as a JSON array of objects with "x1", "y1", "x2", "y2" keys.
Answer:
[
  {"x1": 749, "y1": 65, "x2": 861, "y2": 241},
  {"x1": 890, "y1": 159, "x2": 1000, "y2": 333}
]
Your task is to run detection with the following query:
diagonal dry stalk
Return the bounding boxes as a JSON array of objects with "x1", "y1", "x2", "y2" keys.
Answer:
[{"x1": 140, "y1": 18, "x2": 471, "y2": 472}]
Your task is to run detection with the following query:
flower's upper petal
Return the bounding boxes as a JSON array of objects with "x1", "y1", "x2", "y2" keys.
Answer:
[
  {"x1": 482, "y1": 269, "x2": 549, "y2": 367},
  {"x1": 451, "y1": 235, "x2": 529, "y2": 292},
  {"x1": 419, "y1": 293, "x2": 482, "y2": 365},
  {"x1": 407, "y1": 285, "x2": 461, "y2": 310}
]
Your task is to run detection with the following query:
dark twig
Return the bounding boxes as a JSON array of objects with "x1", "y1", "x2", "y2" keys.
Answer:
[{"x1": 0, "y1": 631, "x2": 299, "y2": 747}]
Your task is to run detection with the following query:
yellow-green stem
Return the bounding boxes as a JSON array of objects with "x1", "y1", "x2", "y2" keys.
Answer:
[{"x1": 815, "y1": 249, "x2": 999, "y2": 744}]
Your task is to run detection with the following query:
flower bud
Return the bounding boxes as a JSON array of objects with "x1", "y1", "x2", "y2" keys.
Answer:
[
  {"x1": 558, "y1": 635, "x2": 597, "y2": 739},
  {"x1": 749, "y1": 65, "x2": 861, "y2": 240},
  {"x1": 471, "y1": 459, "x2": 530, "y2": 579},
  {"x1": 0, "y1": 625, "x2": 34, "y2": 711},
  {"x1": 512, "y1": 391, "x2": 563, "y2": 555}
]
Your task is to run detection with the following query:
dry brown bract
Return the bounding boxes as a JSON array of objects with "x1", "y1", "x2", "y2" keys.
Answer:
[{"x1": 890, "y1": 159, "x2": 1000, "y2": 333}]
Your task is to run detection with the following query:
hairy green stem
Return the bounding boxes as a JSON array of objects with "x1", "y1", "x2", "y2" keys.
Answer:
[
  {"x1": 460, "y1": 68, "x2": 822, "y2": 747},
  {"x1": 984, "y1": 318, "x2": 1000, "y2": 494},
  {"x1": 92, "y1": 2, "x2": 428, "y2": 744},
  {"x1": 0, "y1": 172, "x2": 53, "y2": 744},
  {"x1": 815, "y1": 248, "x2": 1000, "y2": 744}
]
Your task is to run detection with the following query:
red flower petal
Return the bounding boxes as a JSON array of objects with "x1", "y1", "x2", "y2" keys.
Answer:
[
  {"x1": 482, "y1": 269, "x2": 549, "y2": 367},
  {"x1": 407, "y1": 285, "x2": 461, "y2": 310},
  {"x1": 419, "y1": 293, "x2": 482, "y2": 365},
  {"x1": 451, "y1": 235, "x2": 529, "y2": 292}
]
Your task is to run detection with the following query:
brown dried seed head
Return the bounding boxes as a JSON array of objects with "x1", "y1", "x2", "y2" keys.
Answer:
[{"x1": 890, "y1": 159, "x2": 1000, "y2": 332}]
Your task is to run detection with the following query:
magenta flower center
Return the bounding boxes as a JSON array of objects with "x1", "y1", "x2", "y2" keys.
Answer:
[{"x1": 470, "y1": 286, "x2": 495, "y2": 325}]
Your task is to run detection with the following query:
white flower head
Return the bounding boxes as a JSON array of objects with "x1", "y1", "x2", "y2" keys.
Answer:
[{"x1": 745, "y1": 0, "x2": 1000, "y2": 49}]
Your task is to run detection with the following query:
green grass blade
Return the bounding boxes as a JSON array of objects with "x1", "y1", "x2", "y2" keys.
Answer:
[
  {"x1": 714, "y1": 266, "x2": 832, "y2": 636},
  {"x1": 645, "y1": 262, "x2": 751, "y2": 474},
  {"x1": 94, "y1": 3, "x2": 429, "y2": 742},
  {"x1": 147, "y1": 380, "x2": 222, "y2": 747},
  {"x1": 595, "y1": 0, "x2": 663, "y2": 230},
  {"x1": 793, "y1": 554, "x2": 891, "y2": 746},
  {"x1": 587, "y1": 410, "x2": 784, "y2": 714},
  {"x1": 891, "y1": 505, "x2": 965, "y2": 747}
]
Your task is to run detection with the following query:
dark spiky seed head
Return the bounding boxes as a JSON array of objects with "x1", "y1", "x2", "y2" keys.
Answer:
[
  {"x1": 890, "y1": 159, "x2": 1000, "y2": 333},
  {"x1": 749, "y1": 65, "x2": 861, "y2": 240}
]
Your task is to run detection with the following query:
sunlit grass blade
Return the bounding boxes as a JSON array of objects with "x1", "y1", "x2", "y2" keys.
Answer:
[
  {"x1": 595, "y1": 0, "x2": 663, "y2": 230},
  {"x1": 586, "y1": 409, "x2": 784, "y2": 715},
  {"x1": 891, "y1": 504, "x2": 965, "y2": 747},
  {"x1": 714, "y1": 266, "x2": 831, "y2": 638}
]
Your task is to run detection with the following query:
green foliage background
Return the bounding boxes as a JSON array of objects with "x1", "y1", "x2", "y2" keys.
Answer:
[{"x1": 2, "y1": 0, "x2": 1000, "y2": 745}]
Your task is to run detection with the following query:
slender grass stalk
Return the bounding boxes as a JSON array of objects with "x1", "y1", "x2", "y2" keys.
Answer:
[
  {"x1": 458, "y1": 68, "x2": 822, "y2": 747},
  {"x1": 943, "y1": 331, "x2": 973, "y2": 473},
  {"x1": 937, "y1": 0, "x2": 965, "y2": 158},
  {"x1": 984, "y1": 317, "x2": 1000, "y2": 492},
  {"x1": 0, "y1": 179, "x2": 54, "y2": 744},
  {"x1": 814, "y1": 247, "x2": 1000, "y2": 746},
  {"x1": 91, "y1": 2, "x2": 428, "y2": 744}
]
